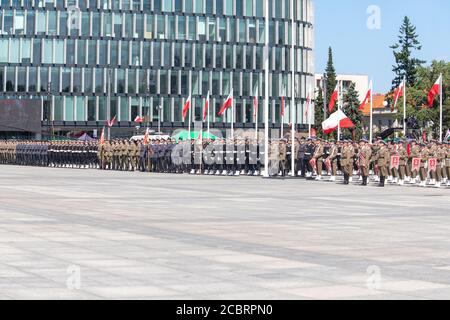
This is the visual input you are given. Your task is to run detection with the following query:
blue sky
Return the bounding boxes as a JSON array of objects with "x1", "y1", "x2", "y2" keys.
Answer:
[{"x1": 314, "y1": 0, "x2": 450, "y2": 93}]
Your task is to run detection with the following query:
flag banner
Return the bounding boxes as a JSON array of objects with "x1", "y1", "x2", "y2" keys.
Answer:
[
  {"x1": 253, "y1": 87, "x2": 258, "y2": 119},
  {"x1": 427, "y1": 76, "x2": 442, "y2": 107},
  {"x1": 328, "y1": 84, "x2": 339, "y2": 112},
  {"x1": 99, "y1": 127, "x2": 105, "y2": 145},
  {"x1": 359, "y1": 89, "x2": 371, "y2": 110},
  {"x1": 411, "y1": 158, "x2": 421, "y2": 172},
  {"x1": 322, "y1": 109, "x2": 355, "y2": 134},
  {"x1": 218, "y1": 91, "x2": 233, "y2": 116},
  {"x1": 390, "y1": 155, "x2": 400, "y2": 170},
  {"x1": 203, "y1": 91, "x2": 209, "y2": 121},
  {"x1": 134, "y1": 116, "x2": 143, "y2": 123},
  {"x1": 182, "y1": 95, "x2": 191, "y2": 120},
  {"x1": 393, "y1": 81, "x2": 404, "y2": 111},
  {"x1": 428, "y1": 158, "x2": 437, "y2": 172},
  {"x1": 143, "y1": 128, "x2": 149, "y2": 145},
  {"x1": 106, "y1": 115, "x2": 116, "y2": 127}
]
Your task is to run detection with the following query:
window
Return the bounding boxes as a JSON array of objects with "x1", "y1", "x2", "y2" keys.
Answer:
[
  {"x1": 55, "y1": 40, "x2": 64, "y2": 64},
  {"x1": 65, "y1": 96, "x2": 75, "y2": 121},
  {"x1": 43, "y1": 39, "x2": 53, "y2": 64},
  {"x1": 75, "y1": 96, "x2": 85, "y2": 121},
  {"x1": 17, "y1": 67, "x2": 26, "y2": 92},
  {"x1": 0, "y1": 39, "x2": 8, "y2": 63},
  {"x1": 62, "y1": 68, "x2": 71, "y2": 92},
  {"x1": 14, "y1": 11, "x2": 25, "y2": 35},
  {"x1": 121, "y1": 41, "x2": 129, "y2": 66}
]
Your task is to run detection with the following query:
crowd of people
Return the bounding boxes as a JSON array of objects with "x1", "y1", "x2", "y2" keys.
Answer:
[{"x1": 0, "y1": 137, "x2": 449, "y2": 188}]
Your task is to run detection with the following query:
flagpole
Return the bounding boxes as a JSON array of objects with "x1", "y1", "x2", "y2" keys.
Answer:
[
  {"x1": 263, "y1": 0, "x2": 269, "y2": 178},
  {"x1": 369, "y1": 79, "x2": 373, "y2": 143},
  {"x1": 255, "y1": 88, "x2": 258, "y2": 140},
  {"x1": 403, "y1": 76, "x2": 407, "y2": 137},
  {"x1": 207, "y1": 93, "x2": 210, "y2": 138},
  {"x1": 337, "y1": 81, "x2": 341, "y2": 141},
  {"x1": 291, "y1": 0, "x2": 296, "y2": 178},
  {"x1": 308, "y1": 85, "x2": 312, "y2": 138},
  {"x1": 231, "y1": 89, "x2": 234, "y2": 140},
  {"x1": 439, "y1": 73, "x2": 443, "y2": 143},
  {"x1": 188, "y1": 101, "x2": 191, "y2": 141}
]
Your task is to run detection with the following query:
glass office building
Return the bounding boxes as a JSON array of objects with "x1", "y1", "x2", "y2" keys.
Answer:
[{"x1": 0, "y1": 0, "x2": 314, "y2": 136}]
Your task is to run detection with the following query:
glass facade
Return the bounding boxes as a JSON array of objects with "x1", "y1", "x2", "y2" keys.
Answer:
[{"x1": 0, "y1": 0, "x2": 314, "y2": 130}]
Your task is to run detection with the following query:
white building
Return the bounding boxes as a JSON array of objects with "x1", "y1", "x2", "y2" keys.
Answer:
[{"x1": 314, "y1": 74, "x2": 369, "y2": 101}]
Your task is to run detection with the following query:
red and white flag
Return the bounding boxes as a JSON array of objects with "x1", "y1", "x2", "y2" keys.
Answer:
[
  {"x1": 305, "y1": 92, "x2": 311, "y2": 119},
  {"x1": 99, "y1": 127, "x2": 105, "y2": 145},
  {"x1": 202, "y1": 91, "x2": 210, "y2": 121},
  {"x1": 281, "y1": 87, "x2": 286, "y2": 117},
  {"x1": 217, "y1": 90, "x2": 233, "y2": 116},
  {"x1": 393, "y1": 80, "x2": 405, "y2": 110},
  {"x1": 427, "y1": 75, "x2": 442, "y2": 107},
  {"x1": 328, "y1": 83, "x2": 339, "y2": 113},
  {"x1": 134, "y1": 116, "x2": 144, "y2": 123},
  {"x1": 359, "y1": 88, "x2": 372, "y2": 110},
  {"x1": 253, "y1": 87, "x2": 258, "y2": 119},
  {"x1": 182, "y1": 95, "x2": 191, "y2": 120},
  {"x1": 143, "y1": 128, "x2": 150, "y2": 145},
  {"x1": 106, "y1": 115, "x2": 116, "y2": 127},
  {"x1": 321, "y1": 109, "x2": 354, "y2": 135}
]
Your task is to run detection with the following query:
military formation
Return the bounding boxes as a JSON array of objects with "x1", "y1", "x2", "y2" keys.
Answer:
[{"x1": 1, "y1": 137, "x2": 449, "y2": 188}]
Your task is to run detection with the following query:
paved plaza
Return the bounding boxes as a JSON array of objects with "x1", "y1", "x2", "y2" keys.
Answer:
[{"x1": 0, "y1": 165, "x2": 449, "y2": 300}]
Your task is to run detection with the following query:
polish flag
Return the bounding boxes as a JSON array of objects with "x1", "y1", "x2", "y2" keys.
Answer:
[
  {"x1": 134, "y1": 116, "x2": 144, "y2": 123},
  {"x1": 328, "y1": 84, "x2": 339, "y2": 113},
  {"x1": 99, "y1": 127, "x2": 105, "y2": 145},
  {"x1": 322, "y1": 109, "x2": 355, "y2": 135},
  {"x1": 217, "y1": 90, "x2": 233, "y2": 116},
  {"x1": 203, "y1": 91, "x2": 210, "y2": 121},
  {"x1": 305, "y1": 93, "x2": 311, "y2": 119},
  {"x1": 253, "y1": 87, "x2": 258, "y2": 119},
  {"x1": 143, "y1": 128, "x2": 150, "y2": 145},
  {"x1": 106, "y1": 115, "x2": 116, "y2": 127},
  {"x1": 182, "y1": 95, "x2": 191, "y2": 120},
  {"x1": 392, "y1": 81, "x2": 405, "y2": 111},
  {"x1": 359, "y1": 88, "x2": 372, "y2": 110},
  {"x1": 281, "y1": 88, "x2": 286, "y2": 117},
  {"x1": 427, "y1": 75, "x2": 442, "y2": 108}
]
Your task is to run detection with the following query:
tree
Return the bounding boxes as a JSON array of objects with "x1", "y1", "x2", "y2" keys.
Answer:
[
  {"x1": 392, "y1": 60, "x2": 449, "y2": 139},
  {"x1": 391, "y1": 16, "x2": 425, "y2": 89},
  {"x1": 314, "y1": 87, "x2": 325, "y2": 137},
  {"x1": 325, "y1": 47, "x2": 337, "y2": 113},
  {"x1": 342, "y1": 83, "x2": 363, "y2": 140}
]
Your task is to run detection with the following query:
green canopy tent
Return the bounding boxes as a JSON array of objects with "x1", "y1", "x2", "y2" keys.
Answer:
[{"x1": 171, "y1": 131, "x2": 218, "y2": 142}]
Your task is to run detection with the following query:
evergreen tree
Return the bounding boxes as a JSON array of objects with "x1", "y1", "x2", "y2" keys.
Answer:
[
  {"x1": 391, "y1": 16, "x2": 425, "y2": 89},
  {"x1": 342, "y1": 83, "x2": 363, "y2": 140},
  {"x1": 314, "y1": 87, "x2": 325, "y2": 137},
  {"x1": 325, "y1": 47, "x2": 337, "y2": 112}
]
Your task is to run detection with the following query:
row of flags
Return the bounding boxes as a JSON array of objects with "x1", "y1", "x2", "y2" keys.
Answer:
[
  {"x1": 101, "y1": 74, "x2": 444, "y2": 142},
  {"x1": 326, "y1": 75, "x2": 443, "y2": 112}
]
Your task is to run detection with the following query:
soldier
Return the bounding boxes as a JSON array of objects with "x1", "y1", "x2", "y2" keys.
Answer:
[
  {"x1": 445, "y1": 142, "x2": 450, "y2": 186},
  {"x1": 375, "y1": 140, "x2": 390, "y2": 187},
  {"x1": 357, "y1": 139, "x2": 372, "y2": 186},
  {"x1": 278, "y1": 139, "x2": 287, "y2": 177},
  {"x1": 409, "y1": 140, "x2": 421, "y2": 184},
  {"x1": 312, "y1": 138, "x2": 325, "y2": 181},
  {"x1": 418, "y1": 143, "x2": 429, "y2": 187},
  {"x1": 397, "y1": 140, "x2": 408, "y2": 185},
  {"x1": 341, "y1": 140, "x2": 355, "y2": 185}
]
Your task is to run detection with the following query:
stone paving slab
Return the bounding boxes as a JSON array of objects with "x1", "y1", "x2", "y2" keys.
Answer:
[{"x1": 0, "y1": 165, "x2": 449, "y2": 300}]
